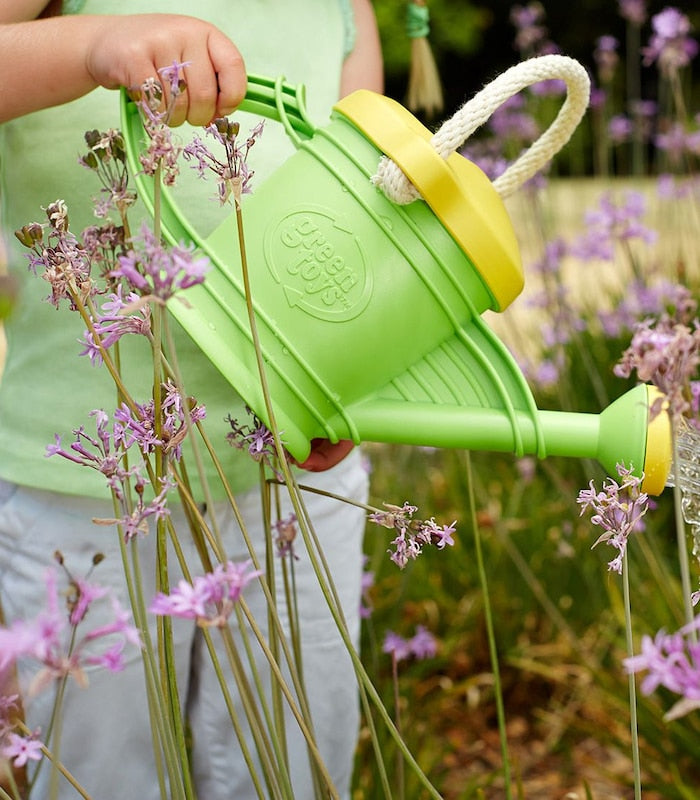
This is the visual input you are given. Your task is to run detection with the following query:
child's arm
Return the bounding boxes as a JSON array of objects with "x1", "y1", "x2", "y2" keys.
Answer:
[
  {"x1": 340, "y1": 0, "x2": 384, "y2": 97},
  {"x1": 0, "y1": 14, "x2": 247, "y2": 125}
]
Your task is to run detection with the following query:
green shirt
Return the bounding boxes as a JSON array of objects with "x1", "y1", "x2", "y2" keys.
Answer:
[{"x1": 0, "y1": 0, "x2": 354, "y2": 498}]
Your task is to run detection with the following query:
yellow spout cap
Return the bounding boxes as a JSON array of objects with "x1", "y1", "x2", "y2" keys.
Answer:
[
  {"x1": 642, "y1": 386, "x2": 673, "y2": 496},
  {"x1": 334, "y1": 91, "x2": 524, "y2": 312}
]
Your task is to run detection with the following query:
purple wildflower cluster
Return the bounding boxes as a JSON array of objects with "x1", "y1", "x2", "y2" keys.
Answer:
[
  {"x1": 599, "y1": 279, "x2": 695, "y2": 339},
  {"x1": 642, "y1": 7, "x2": 698, "y2": 76},
  {"x1": 615, "y1": 311, "x2": 700, "y2": 422},
  {"x1": 382, "y1": 625, "x2": 438, "y2": 663},
  {"x1": 80, "y1": 285, "x2": 152, "y2": 366},
  {"x1": 510, "y1": 2, "x2": 557, "y2": 59},
  {"x1": 46, "y1": 386, "x2": 204, "y2": 539},
  {"x1": 618, "y1": 0, "x2": 647, "y2": 26},
  {"x1": 594, "y1": 34, "x2": 620, "y2": 85},
  {"x1": 112, "y1": 222, "x2": 210, "y2": 303},
  {"x1": 184, "y1": 116, "x2": 265, "y2": 205},
  {"x1": 135, "y1": 62, "x2": 190, "y2": 185},
  {"x1": 0, "y1": 559, "x2": 140, "y2": 767},
  {"x1": 0, "y1": 564, "x2": 141, "y2": 701},
  {"x1": 78, "y1": 128, "x2": 136, "y2": 220},
  {"x1": 624, "y1": 615, "x2": 700, "y2": 720},
  {"x1": 150, "y1": 559, "x2": 261, "y2": 627},
  {"x1": 577, "y1": 463, "x2": 649, "y2": 574},
  {"x1": 226, "y1": 408, "x2": 281, "y2": 475},
  {"x1": 15, "y1": 200, "x2": 93, "y2": 310},
  {"x1": 570, "y1": 190, "x2": 657, "y2": 261},
  {"x1": 368, "y1": 502, "x2": 456, "y2": 569}
]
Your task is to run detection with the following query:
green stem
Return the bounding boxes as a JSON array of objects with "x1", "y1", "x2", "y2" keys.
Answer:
[
  {"x1": 234, "y1": 196, "x2": 439, "y2": 798},
  {"x1": 672, "y1": 424, "x2": 695, "y2": 633},
  {"x1": 391, "y1": 653, "x2": 405, "y2": 800},
  {"x1": 623, "y1": 555, "x2": 642, "y2": 800},
  {"x1": 465, "y1": 451, "x2": 512, "y2": 798},
  {"x1": 16, "y1": 722, "x2": 93, "y2": 800}
]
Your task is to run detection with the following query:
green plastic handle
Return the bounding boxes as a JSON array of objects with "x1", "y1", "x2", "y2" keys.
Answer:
[{"x1": 119, "y1": 73, "x2": 315, "y2": 248}]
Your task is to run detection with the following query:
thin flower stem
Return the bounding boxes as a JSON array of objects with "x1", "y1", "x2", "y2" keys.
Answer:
[
  {"x1": 622, "y1": 554, "x2": 642, "y2": 800},
  {"x1": 672, "y1": 424, "x2": 696, "y2": 634},
  {"x1": 122, "y1": 533, "x2": 188, "y2": 800},
  {"x1": 391, "y1": 653, "x2": 405, "y2": 800},
  {"x1": 237, "y1": 597, "x2": 337, "y2": 799},
  {"x1": 465, "y1": 451, "x2": 512, "y2": 799},
  {"x1": 160, "y1": 525, "x2": 278, "y2": 800},
  {"x1": 1, "y1": 757, "x2": 22, "y2": 800},
  {"x1": 161, "y1": 312, "x2": 226, "y2": 556},
  {"x1": 261, "y1": 480, "x2": 291, "y2": 781},
  {"x1": 15, "y1": 722, "x2": 93, "y2": 800}
]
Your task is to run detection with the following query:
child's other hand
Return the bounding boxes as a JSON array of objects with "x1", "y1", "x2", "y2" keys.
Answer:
[
  {"x1": 293, "y1": 440, "x2": 356, "y2": 472},
  {"x1": 85, "y1": 14, "x2": 246, "y2": 126}
]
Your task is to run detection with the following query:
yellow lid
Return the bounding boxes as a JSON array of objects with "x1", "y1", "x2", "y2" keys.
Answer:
[
  {"x1": 334, "y1": 90, "x2": 524, "y2": 311},
  {"x1": 642, "y1": 386, "x2": 672, "y2": 496}
]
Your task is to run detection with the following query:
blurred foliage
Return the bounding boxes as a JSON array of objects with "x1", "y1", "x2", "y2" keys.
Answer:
[{"x1": 373, "y1": 0, "x2": 489, "y2": 77}]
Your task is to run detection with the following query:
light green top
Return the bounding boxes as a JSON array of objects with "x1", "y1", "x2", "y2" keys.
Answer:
[{"x1": 0, "y1": 0, "x2": 355, "y2": 498}]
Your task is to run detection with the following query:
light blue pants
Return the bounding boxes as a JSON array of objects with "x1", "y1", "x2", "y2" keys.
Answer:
[{"x1": 0, "y1": 450, "x2": 368, "y2": 799}]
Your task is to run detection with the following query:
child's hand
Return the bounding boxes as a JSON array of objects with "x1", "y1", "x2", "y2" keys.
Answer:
[
  {"x1": 293, "y1": 440, "x2": 356, "y2": 472},
  {"x1": 85, "y1": 14, "x2": 247, "y2": 126}
]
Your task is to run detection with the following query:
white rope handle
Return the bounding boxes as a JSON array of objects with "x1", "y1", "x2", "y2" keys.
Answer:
[{"x1": 371, "y1": 54, "x2": 590, "y2": 203}]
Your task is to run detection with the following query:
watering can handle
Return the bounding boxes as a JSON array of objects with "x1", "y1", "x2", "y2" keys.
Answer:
[
  {"x1": 120, "y1": 73, "x2": 314, "y2": 245},
  {"x1": 372, "y1": 54, "x2": 590, "y2": 203}
]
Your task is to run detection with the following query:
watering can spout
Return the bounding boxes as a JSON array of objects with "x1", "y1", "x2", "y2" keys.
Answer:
[{"x1": 337, "y1": 383, "x2": 672, "y2": 495}]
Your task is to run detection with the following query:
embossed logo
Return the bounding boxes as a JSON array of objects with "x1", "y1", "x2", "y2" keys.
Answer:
[{"x1": 264, "y1": 207, "x2": 371, "y2": 322}]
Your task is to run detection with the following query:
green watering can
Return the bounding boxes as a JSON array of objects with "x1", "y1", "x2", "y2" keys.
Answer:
[{"x1": 120, "y1": 55, "x2": 672, "y2": 495}]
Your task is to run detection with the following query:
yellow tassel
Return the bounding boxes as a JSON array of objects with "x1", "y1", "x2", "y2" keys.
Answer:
[{"x1": 406, "y1": 1, "x2": 444, "y2": 119}]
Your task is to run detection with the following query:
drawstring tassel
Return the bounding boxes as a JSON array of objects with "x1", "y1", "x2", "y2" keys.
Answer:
[{"x1": 406, "y1": 1, "x2": 444, "y2": 119}]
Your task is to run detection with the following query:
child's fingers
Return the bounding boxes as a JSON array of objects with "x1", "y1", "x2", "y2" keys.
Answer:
[{"x1": 206, "y1": 29, "x2": 247, "y2": 118}]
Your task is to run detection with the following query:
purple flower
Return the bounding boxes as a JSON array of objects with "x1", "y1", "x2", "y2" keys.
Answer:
[
  {"x1": 158, "y1": 60, "x2": 191, "y2": 98},
  {"x1": 600, "y1": 279, "x2": 695, "y2": 338},
  {"x1": 655, "y1": 122, "x2": 700, "y2": 165},
  {"x1": 183, "y1": 117, "x2": 264, "y2": 205},
  {"x1": 1, "y1": 732, "x2": 44, "y2": 768},
  {"x1": 594, "y1": 35, "x2": 619, "y2": 83},
  {"x1": 642, "y1": 7, "x2": 698, "y2": 75},
  {"x1": 608, "y1": 114, "x2": 633, "y2": 144},
  {"x1": 112, "y1": 223, "x2": 210, "y2": 302},
  {"x1": 577, "y1": 463, "x2": 649, "y2": 574},
  {"x1": 16, "y1": 201, "x2": 94, "y2": 310},
  {"x1": 79, "y1": 129, "x2": 136, "y2": 219},
  {"x1": 570, "y1": 191, "x2": 657, "y2": 261},
  {"x1": 615, "y1": 313, "x2": 700, "y2": 421},
  {"x1": 150, "y1": 559, "x2": 261, "y2": 627},
  {"x1": 382, "y1": 625, "x2": 438, "y2": 663},
  {"x1": 624, "y1": 615, "x2": 700, "y2": 719},
  {"x1": 0, "y1": 567, "x2": 141, "y2": 692},
  {"x1": 227, "y1": 408, "x2": 281, "y2": 475},
  {"x1": 510, "y1": 2, "x2": 554, "y2": 57},
  {"x1": 488, "y1": 95, "x2": 539, "y2": 143},
  {"x1": 80, "y1": 287, "x2": 152, "y2": 366},
  {"x1": 368, "y1": 502, "x2": 456, "y2": 569},
  {"x1": 409, "y1": 625, "x2": 439, "y2": 659},
  {"x1": 618, "y1": 0, "x2": 647, "y2": 26},
  {"x1": 134, "y1": 63, "x2": 190, "y2": 184}
]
